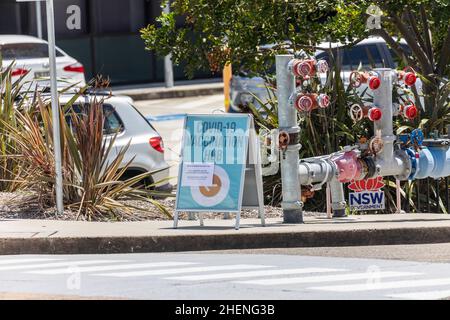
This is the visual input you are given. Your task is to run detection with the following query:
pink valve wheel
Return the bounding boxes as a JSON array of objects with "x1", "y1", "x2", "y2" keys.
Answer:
[
  {"x1": 316, "y1": 60, "x2": 329, "y2": 73},
  {"x1": 332, "y1": 150, "x2": 363, "y2": 183},
  {"x1": 317, "y1": 94, "x2": 330, "y2": 108},
  {"x1": 295, "y1": 94, "x2": 314, "y2": 112},
  {"x1": 291, "y1": 59, "x2": 315, "y2": 77},
  {"x1": 299, "y1": 61, "x2": 313, "y2": 77},
  {"x1": 349, "y1": 71, "x2": 362, "y2": 88}
]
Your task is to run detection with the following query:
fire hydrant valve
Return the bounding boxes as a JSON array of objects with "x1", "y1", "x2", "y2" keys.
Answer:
[
  {"x1": 403, "y1": 104, "x2": 418, "y2": 120},
  {"x1": 368, "y1": 107, "x2": 383, "y2": 121},
  {"x1": 368, "y1": 75, "x2": 381, "y2": 90},
  {"x1": 294, "y1": 93, "x2": 330, "y2": 112},
  {"x1": 294, "y1": 94, "x2": 313, "y2": 112},
  {"x1": 398, "y1": 67, "x2": 417, "y2": 87},
  {"x1": 317, "y1": 93, "x2": 330, "y2": 108},
  {"x1": 289, "y1": 58, "x2": 328, "y2": 77},
  {"x1": 350, "y1": 71, "x2": 381, "y2": 90}
]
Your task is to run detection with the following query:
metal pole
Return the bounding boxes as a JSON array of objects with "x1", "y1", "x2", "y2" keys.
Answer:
[
  {"x1": 35, "y1": 1, "x2": 42, "y2": 39},
  {"x1": 163, "y1": 1, "x2": 174, "y2": 88},
  {"x1": 45, "y1": 0, "x2": 64, "y2": 214},
  {"x1": 373, "y1": 68, "x2": 394, "y2": 163},
  {"x1": 276, "y1": 55, "x2": 303, "y2": 223}
]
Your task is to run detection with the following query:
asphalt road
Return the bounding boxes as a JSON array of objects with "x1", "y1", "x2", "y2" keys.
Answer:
[
  {"x1": 134, "y1": 94, "x2": 225, "y2": 180},
  {"x1": 1, "y1": 246, "x2": 450, "y2": 300}
]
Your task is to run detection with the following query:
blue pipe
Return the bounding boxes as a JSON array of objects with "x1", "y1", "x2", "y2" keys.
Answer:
[{"x1": 413, "y1": 144, "x2": 450, "y2": 179}]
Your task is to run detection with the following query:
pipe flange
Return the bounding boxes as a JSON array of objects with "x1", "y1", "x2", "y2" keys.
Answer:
[
  {"x1": 362, "y1": 156, "x2": 377, "y2": 179},
  {"x1": 300, "y1": 161, "x2": 314, "y2": 186},
  {"x1": 332, "y1": 201, "x2": 347, "y2": 210},
  {"x1": 405, "y1": 148, "x2": 418, "y2": 180},
  {"x1": 393, "y1": 149, "x2": 412, "y2": 181}
]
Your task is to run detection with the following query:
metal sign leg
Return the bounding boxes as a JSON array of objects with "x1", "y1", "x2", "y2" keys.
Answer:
[
  {"x1": 173, "y1": 211, "x2": 179, "y2": 229},
  {"x1": 235, "y1": 212, "x2": 241, "y2": 230}
]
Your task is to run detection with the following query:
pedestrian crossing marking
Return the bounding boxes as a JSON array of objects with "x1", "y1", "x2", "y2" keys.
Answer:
[
  {"x1": 0, "y1": 260, "x2": 128, "y2": 272},
  {"x1": 95, "y1": 264, "x2": 273, "y2": 278},
  {"x1": 0, "y1": 258, "x2": 61, "y2": 265},
  {"x1": 387, "y1": 289, "x2": 450, "y2": 300},
  {"x1": 310, "y1": 277, "x2": 450, "y2": 292},
  {"x1": 26, "y1": 262, "x2": 199, "y2": 275},
  {"x1": 165, "y1": 268, "x2": 347, "y2": 281},
  {"x1": 235, "y1": 271, "x2": 421, "y2": 286}
]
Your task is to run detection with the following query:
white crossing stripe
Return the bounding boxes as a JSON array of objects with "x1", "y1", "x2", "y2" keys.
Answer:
[
  {"x1": 387, "y1": 289, "x2": 450, "y2": 300},
  {"x1": 0, "y1": 260, "x2": 127, "y2": 272},
  {"x1": 310, "y1": 277, "x2": 450, "y2": 292},
  {"x1": 96, "y1": 264, "x2": 273, "y2": 278},
  {"x1": 0, "y1": 258, "x2": 61, "y2": 265},
  {"x1": 236, "y1": 271, "x2": 421, "y2": 286},
  {"x1": 165, "y1": 268, "x2": 347, "y2": 281},
  {"x1": 27, "y1": 262, "x2": 198, "y2": 275}
]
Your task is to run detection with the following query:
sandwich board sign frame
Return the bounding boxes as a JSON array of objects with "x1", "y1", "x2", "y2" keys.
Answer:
[{"x1": 174, "y1": 114, "x2": 265, "y2": 230}]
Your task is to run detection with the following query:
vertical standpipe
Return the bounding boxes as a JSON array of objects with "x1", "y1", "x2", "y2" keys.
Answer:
[
  {"x1": 276, "y1": 55, "x2": 303, "y2": 223},
  {"x1": 373, "y1": 68, "x2": 394, "y2": 161}
]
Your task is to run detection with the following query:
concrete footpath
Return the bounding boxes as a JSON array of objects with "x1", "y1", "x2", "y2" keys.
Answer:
[
  {"x1": 1, "y1": 214, "x2": 450, "y2": 254},
  {"x1": 113, "y1": 79, "x2": 223, "y2": 101}
]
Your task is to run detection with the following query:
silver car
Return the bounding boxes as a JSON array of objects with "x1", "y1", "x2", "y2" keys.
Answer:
[{"x1": 58, "y1": 92, "x2": 172, "y2": 193}]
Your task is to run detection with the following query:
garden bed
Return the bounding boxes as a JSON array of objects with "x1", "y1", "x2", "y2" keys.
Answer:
[
  {"x1": 0, "y1": 191, "x2": 277, "y2": 221},
  {"x1": 0, "y1": 191, "x2": 326, "y2": 222}
]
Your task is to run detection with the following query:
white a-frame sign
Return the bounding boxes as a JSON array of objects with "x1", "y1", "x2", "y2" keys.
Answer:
[{"x1": 174, "y1": 114, "x2": 265, "y2": 230}]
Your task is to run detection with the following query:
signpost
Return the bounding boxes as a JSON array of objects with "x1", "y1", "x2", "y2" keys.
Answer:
[
  {"x1": 174, "y1": 114, "x2": 265, "y2": 230},
  {"x1": 163, "y1": 0, "x2": 174, "y2": 88},
  {"x1": 17, "y1": 0, "x2": 64, "y2": 215}
]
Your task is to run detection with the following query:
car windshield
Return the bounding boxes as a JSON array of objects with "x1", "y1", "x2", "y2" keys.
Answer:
[
  {"x1": 342, "y1": 44, "x2": 385, "y2": 70},
  {"x1": 316, "y1": 44, "x2": 385, "y2": 71},
  {"x1": 64, "y1": 103, "x2": 124, "y2": 135},
  {"x1": 389, "y1": 44, "x2": 413, "y2": 67},
  {"x1": 0, "y1": 43, "x2": 64, "y2": 60}
]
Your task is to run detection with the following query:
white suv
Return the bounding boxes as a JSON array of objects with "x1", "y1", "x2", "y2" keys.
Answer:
[
  {"x1": 0, "y1": 34, "x2": 86, "y2": 86},
  {"x1": 58, "y1": 92, "x2": 172, "y2": 193}
]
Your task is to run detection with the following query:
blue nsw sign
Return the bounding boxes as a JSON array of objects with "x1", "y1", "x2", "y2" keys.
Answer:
[{"x1": 349, "y1": 191, "x2": 385, "y2": 211}]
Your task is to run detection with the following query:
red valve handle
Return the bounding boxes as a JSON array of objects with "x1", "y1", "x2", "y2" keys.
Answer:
[
  {"x1": 349, "y1": 71, "x2": 380, "y2": 90},
  {"x1": 368, "y1": 107, "x2": 382, "y2": 121},
  {"x1": 402, "y1": 99, "x2": 418, "y2": 119}
]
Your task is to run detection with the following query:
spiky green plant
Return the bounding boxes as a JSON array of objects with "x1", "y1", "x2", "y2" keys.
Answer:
[
  {"x1": 0, "y1": 87, "x2": 172, "y2": 220},
  {"x1": 0, "y1": 61, "x2": 28, "y2": 191}
]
